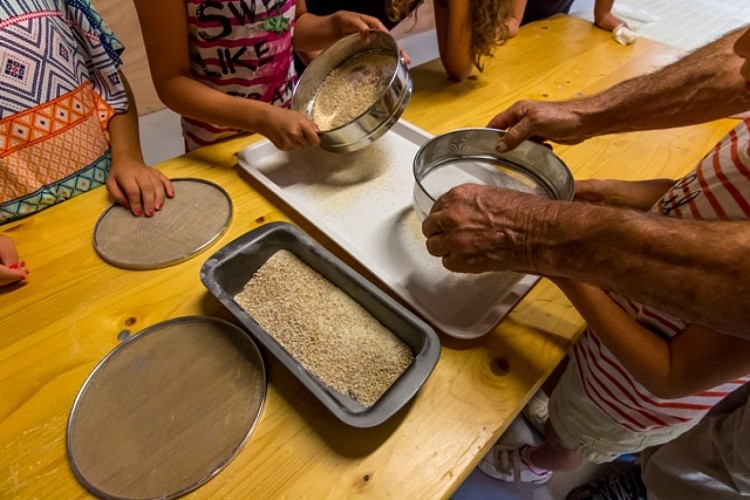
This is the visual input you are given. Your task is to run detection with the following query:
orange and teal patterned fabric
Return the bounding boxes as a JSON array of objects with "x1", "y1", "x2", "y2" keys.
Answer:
[{"x1": 0, "y1": 0, "x2": 128, "y2": 223}]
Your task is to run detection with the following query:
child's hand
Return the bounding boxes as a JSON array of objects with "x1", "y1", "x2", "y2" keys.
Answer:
[
  {"x1": 595, "y1": 12, "x2": 628, "y2": 32},
  {"x1": 575, "y1": 179, "x2": 675, "y2": 211},
  {"x1": 259, "y1": 108, "x2": 321, "y2": 151},
  {"x1": 502, "y1": 16, "x2": 521, "y2": 39},
  {"x1": 398, "y1": 46, "x2": 412, "y2": 66},
  {"x1": 332, "y1": 11, "x2": 389, "y2": 44},
  {"x1": 332, "y1": 12, "x2": 412, "y2": 64},
  {"x1": 107, "y1": 159, "x2": 175, "y2": 217},
  {"x1": 0, "y1": 235, "x2": 28, "y2": 286}
]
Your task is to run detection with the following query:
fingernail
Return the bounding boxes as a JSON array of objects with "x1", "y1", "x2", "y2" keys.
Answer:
[
  {"x1": 8, "y1": 263, "x2": 18, "y2": 270},
  {"x1": 134, "y1": 209, "x2": 143, "y2": 216},
  {"x1": 146, "y1": 209, "x2": 154, "y2": 217},
  {"x1": 496, "y1": 143, "x2": 508, "y2": 153},
  {"x1": 155, "y1": 203, "x2": 163, "y2": 210},
  {"x1": 168, "y1": 192, "x2": 175, "y2": 198},
  {"x1": 20, "y1": 275, "x2": 26, "y2": 280}
]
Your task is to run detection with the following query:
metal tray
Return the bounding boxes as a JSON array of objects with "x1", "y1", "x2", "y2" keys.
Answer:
[
  {"x1": 200, "y1": 222, "x2": 440, "y2": 428},
  {"x1": 237, "y1": 120, "x2": 539, "y2": 339}
]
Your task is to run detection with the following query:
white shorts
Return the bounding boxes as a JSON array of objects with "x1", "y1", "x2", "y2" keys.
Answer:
[{"x1": 548, "y1": 357, "x2": 698, "y2": 464}]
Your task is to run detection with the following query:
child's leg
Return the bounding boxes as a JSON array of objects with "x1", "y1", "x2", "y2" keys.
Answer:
[
  {"x1": 527, "y1": 420, "x2": 584, "y2": 472},
  {"x1": 477, "y1": 416, "x2": 582, "y2": 484}
]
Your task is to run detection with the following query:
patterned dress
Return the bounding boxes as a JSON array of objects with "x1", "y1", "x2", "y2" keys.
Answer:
[
  {"x1": 183, "y1": 0, "x2": 297, "y2": 150},
  {"x1": 0, "y1": 0, "x2": 128, "y2": 223}
]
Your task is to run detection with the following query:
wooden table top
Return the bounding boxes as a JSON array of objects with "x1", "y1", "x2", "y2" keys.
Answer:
[{"x1": 0, "y1": 15, "x2": 739, "y2": 499}]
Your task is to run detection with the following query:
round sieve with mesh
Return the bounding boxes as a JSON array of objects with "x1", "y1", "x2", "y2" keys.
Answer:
[
  {"x1": 94, "y1": 178, "x2": 232, "y2": 269},
  {"x1": 67, "y1": 316, "x2": 266, "y2": 500}
]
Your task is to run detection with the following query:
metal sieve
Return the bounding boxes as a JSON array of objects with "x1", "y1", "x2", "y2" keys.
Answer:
[
  {"x1": 67, "y1": 316, "x2": 266, "y2": 500},
  {"x1": 94, "y1": 178, "x2": 232, "y2": 269},
  {"x1": 292, "y1": 30, "x2": 412, "y2": 153},
  {"x1": 412, "y1": 128, "x2": 575, "y2": 221}
]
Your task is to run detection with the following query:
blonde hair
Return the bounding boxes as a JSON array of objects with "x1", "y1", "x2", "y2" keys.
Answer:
[{"x1": 389, "y1": 0, "x2": 511, "y2": 71}]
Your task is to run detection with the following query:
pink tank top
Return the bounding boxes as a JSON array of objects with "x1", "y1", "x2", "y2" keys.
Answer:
[{"x1": 183, "y1": 0, "x2": 297, "y2": 150}]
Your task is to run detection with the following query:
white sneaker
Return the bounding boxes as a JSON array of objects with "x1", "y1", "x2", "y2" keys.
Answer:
[
  {"x1": 522, "y1": 389, "x2": 549, "y2": 436},
  {"x1": 478, "y1": 444, "x2": 553, "y2": 484}
]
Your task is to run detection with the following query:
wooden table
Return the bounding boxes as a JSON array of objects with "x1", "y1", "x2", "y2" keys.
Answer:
[{"x1": 0, "y1": 16, "x2": 739, "y2": 498}]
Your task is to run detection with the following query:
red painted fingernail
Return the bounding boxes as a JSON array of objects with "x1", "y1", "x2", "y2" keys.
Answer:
[
  {"x1": 155, "y1": 203, "x2": 163, "y2": 210},
  {"x1": 20, "y1": 275, "x2": 26, "y2": 280},
  {"x1": 146, "y1": 209, "x2": 155, "y2": 216},
  {"x1": 134, "y1": 209, "x2": 142, "y2": 216},
  {"x1": 8, "y1": 263, "x2": 18, "y2": 269}
]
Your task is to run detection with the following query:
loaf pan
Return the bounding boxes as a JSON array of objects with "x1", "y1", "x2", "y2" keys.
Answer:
[{"x1": 200, "y1": 222, "x2": 440, "y2": 427}]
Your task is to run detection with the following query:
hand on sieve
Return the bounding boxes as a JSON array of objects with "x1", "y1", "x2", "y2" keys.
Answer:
[
  {"x1": 488, "y1": 100, "x2": 591, "y2": 153},
  {"x1": 421, "y1": 184, "x2": 551, "y2": 274}
]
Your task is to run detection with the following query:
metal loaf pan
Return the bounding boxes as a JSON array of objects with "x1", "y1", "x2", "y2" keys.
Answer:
[{"x1": 200, "y1": 222, "x2": 440, "y2": 428}]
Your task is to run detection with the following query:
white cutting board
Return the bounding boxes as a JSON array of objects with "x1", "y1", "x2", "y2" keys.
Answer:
[{"x1": 237, "y1": 120, "x2": 538, "y2": 339}]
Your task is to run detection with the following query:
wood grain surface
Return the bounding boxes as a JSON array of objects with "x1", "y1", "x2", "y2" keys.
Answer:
[{"x1": 0, "y1": 15, "x2": 739, "y2": 499}]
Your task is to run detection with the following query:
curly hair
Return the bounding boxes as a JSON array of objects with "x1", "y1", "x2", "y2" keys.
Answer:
[
  {"x1": 388, "y1": 0, "x2": 424, "y2": 23},
  {"x1": 468, "y1": 0, "x2": 510, "y2": 71},
  {"x1": 389, "y1": 0, "x2": 511, "y2": 72}
]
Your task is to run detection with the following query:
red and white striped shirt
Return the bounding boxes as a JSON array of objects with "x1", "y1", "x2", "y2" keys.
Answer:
[
  {"x1": 182, "y1": 0, "x2": 297, "y2": 151},
  {"x1": 575, "y1": 118, "x2": 750, "y2": 432}
]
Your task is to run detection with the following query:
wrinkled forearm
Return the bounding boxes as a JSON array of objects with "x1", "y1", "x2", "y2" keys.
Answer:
[
  {"x1": 572, "y1": 28, "x2": 750, "y2": 137},
  {"x1": 531, "y1": 202, "x2": 750, "y2": 336}
]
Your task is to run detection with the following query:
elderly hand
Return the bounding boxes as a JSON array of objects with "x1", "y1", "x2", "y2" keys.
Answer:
[
  {"x1": 107, "y1": 159, "x2": 174, "y2": 217},
  {"x1": 487, "y1": 99, "x2": 591, "y2": 152},
  {"x1": 421, "y1": 184, "x2": 555, "y2": 274},
  {"x1": 0, "y1": 235, "x2": 28, "y2": 286}
]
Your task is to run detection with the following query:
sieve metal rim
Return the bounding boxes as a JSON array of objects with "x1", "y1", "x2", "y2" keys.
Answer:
[
  {"x1": 418, "y1": 154, "x2": 563, "y2": 203},
  {"x1": 92, "y1": 178, "x2": 233, "y2": 270},
  {"x1": 66, "y1": 315, "x2": 266, "y2": 500},
  {"x1": 411, "y1": 128, "x2": 575, "y2": 221},
  {"x1": 290, "y1": 30, "x2": 412, "y2": 153}
]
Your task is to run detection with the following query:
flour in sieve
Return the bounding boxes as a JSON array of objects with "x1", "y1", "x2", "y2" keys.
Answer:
[{"x1": 312, "y1": 51, "x2": 397, "y2": 131}]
